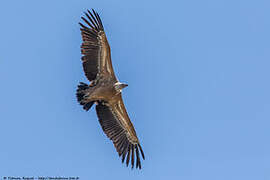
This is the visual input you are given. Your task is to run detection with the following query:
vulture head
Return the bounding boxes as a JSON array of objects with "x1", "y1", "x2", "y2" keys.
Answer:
[{"x1": 114, "y1": 82, "x2": 128, "y2": 93}]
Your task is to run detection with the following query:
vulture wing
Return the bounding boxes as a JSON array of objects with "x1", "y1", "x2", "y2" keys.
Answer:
[
  {"x1": 79, "y1": 9, "x2": 116, "y2": 82},
  {"x1": 96, "y1": 94, "x2": 145, "y2": 169}
]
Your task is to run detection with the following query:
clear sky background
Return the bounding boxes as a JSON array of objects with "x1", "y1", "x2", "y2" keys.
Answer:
[{"x1": 0, "y1": 0, "x2": 269, "y2": 179}]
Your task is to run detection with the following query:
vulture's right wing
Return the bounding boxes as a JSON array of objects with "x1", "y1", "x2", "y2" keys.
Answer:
[{"x1": 95, "y1": 95, "x2": 145, "y2": 169}]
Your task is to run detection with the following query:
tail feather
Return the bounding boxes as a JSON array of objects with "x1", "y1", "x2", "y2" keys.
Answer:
[{"x1": 76, "y1": 82, "x2": 94, "y2": 111}]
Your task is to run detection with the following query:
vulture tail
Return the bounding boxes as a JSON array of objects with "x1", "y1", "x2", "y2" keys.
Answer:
[{"x1": 76, "y1": 82, "x2": 94, "y2": 111}]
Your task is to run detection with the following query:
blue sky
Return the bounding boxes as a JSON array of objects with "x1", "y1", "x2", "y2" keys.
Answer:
[{"x1": 0, "y1": 0, "x2": 269, "y2": 179}]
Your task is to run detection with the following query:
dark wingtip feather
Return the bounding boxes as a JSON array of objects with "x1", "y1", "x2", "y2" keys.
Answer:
[
  {"x1": 120, "y1": 143, "x2": 143, "y2": 169},
  {"x1": 122, "y1": 149, "x2": 126, "y2": 163},
  {"x1": 135, "y1": 145, "x2": 141, "y2": 169},
  {"x1": 121, "y1": 142, "x2": 128, "y2": 163},
  {"x1": 79, "y1": 9, "x2": 104, "y2": 32},
  {"x1": 79, "y1": 22, "x2": 86, "y2": 28},
  {"x1": 85, "y1": 11, "x2": 98, "y2": 30},
  {"x1": 91, "y1": 9, "x2": 104, "y2": 30},
  {"x1": 118, "y1": 138, "x2": 126, "y2": 156},
  {"x1": 126, "y1": 145, "x2": 131, "y2": 167},
  {"x1": 87, "y1": 9, "x2": 99, "y2": 30},
  {"x1": 95, "y1": 12, "x2": 104, "y2": 30},
  {"x1": 81, "y1": 16, "x2": 95, "y2": 30},
  {"x1": 138, "y1": 144, "x2": 145, "y2": 160},
  {"x1": 131, "y1": 144, "x2": 135, "y2": 169}
]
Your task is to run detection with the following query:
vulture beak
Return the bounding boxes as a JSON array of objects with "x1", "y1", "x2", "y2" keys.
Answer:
[
  {"x1": 122, "y1": 83, "x2": 128, "y2": 88},
  {"x1": 115, "y1": 82, "x2": 128, "y2": 91}
]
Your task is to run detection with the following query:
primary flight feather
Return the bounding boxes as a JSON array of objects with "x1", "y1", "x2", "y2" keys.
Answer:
[{"x1": 76, "y1": 9, "x2": 145, "y2": 169}]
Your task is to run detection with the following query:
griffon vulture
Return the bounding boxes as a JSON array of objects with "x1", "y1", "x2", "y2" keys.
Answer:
[{"x1": 76, "y1": 9, "x2": 145, "y2": 169}]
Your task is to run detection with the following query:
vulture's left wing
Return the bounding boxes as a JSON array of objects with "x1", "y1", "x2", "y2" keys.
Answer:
[
  {"x1": 79, "y1": 9, "x2": 116, "y2": 82},
  {"x1": 96, "y1": 95, "x2": 145, "y2": 169}
]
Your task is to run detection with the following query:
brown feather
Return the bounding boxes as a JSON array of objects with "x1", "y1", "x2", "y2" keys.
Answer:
[
  {"x1": 131, "y1": 144, "x2": 135, "y2": 169},
  {"x1": 92, "y1": 9, "x2": 104, "y2": 30},
  {"x1": 138, "y1": 144, "x2": 145, "y2": 160},
  {"x1": 135, "y1": 145, "x2": 141, "y2": 169},
  {"x1": 86, "y1": 11, "x2": 99, "y2": 30},
  {"x1": 121, "y1": 143, "x2": 128, "y2": 163},
  {"x1": 116, "y1": 136, "x2": 125, "y2": 155},
  {"x1": 126, "y1": 144, "x2": 131, "y2": 166},
  {"x1": 94, "y1": 11, "x2": 104, "y2": 30},
  {"x1": 81, "y1": 16, "x2": 96, "y2": 31},
  {"x1": 89, "y1": 9, "x2": 100, "y2": 29}
]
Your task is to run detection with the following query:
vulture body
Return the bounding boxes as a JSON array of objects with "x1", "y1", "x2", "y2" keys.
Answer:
[{"x1": 76, "y1": 9, "x2": 145, "y2": 169}]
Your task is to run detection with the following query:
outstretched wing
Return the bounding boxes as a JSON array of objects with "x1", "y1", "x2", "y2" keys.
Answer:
[
  {"x1": 95, "y1": 95, "x2": 145, "y2": 169},
  {"x1": 79, "y1": 9, "x2": 116, "y2": 82}
]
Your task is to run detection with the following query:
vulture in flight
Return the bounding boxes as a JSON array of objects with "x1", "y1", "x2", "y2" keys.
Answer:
[{"x1": 76, "y1": 9, "x2": 145, "y2": 169}]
